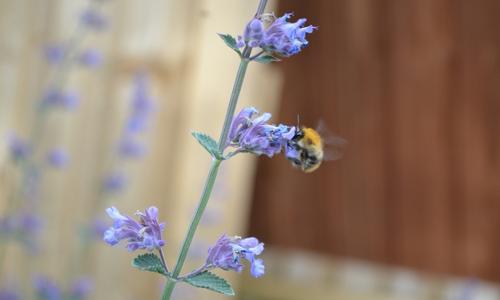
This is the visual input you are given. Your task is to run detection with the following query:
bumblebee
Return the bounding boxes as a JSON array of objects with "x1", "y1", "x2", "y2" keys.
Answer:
[{"x1": 286, "y1": 126, "x2": 344, "y2": 173}]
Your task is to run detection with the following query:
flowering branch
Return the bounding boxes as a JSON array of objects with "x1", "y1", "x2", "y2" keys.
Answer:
[
  {"x1": 102, "y1": 0, "x2": 319, "y2": 298},
  {"x1": 161, "y1": 2, "x2": 270, "y2": 298}
]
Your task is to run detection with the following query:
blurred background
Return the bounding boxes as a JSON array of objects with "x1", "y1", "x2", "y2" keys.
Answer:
[{"x1": 1, "y1": 0, "x2": 500, "y2": 299}]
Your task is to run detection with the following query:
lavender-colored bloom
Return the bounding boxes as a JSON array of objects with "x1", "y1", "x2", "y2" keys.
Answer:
[
  {"x1": 7, "y1": 134, "x2": 31, "y2": 161},
  {"x1": 78, "y1": 49, "x2": 103, "y2": 67},
  {"x1": 125, "y1": 73, "x2": 154, "y2": 134},
  {"x1": 0, "y1": 212, "x2": 41, "y2": 250},
  {"x1": 80, "y1": 8, "x2": 108, "y2": 30},
  {"x1": 18, "y1": 212, "x2": 42, "y2": 235},
  {"x1": 90, "y1": 218, "x2": 108, "y2": 240},
  {"x1": 242, "y1": 18, "x2": 265, "y2": 48},
  {"x1": 43, "y1": 45, "x2": 65, "y2": 64},
  {"x1": 126, "y1": 115, "x2": 149, "y2": 133},
  {"x1": 0, "y1": 288, "x2": 20, "y2": 300},
  {"x1": 206, "y1": 235, "x2": 265, "y2": 278},
  {"x1": 102, "y1": 172, "x2": 127, "y2": 193},
  {"x1": 103, "y1": 206, "x2": 165, "y2": 252},
  {"x1": 42, "y1": 89, "x2": 79, "y2": 110},
  {"x1": 34, "y1": 276, "x2": 61, "y2": 300},
  {"x1": 46, "y1": 149, "x2": 69, "y2": 168},
  {"x1": 118, "y1": 138, "x2": 146, "y2": 159},
  {"x1": 262, "y1": 13, "x2": 316, "y2": 57},
  {"x1": 69, "y1": 278, "x2": 93, "y2": 300},
  {"x1": 238, "y1": 13, "x2": 316, "y2": 57},
  {"x1": 226, "y1": 107, "x2": 295, "y2": 157}
]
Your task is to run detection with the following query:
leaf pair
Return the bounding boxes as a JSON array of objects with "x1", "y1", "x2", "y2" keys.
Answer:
[{"x1": 133, "y1": 253, "x2": 234, "y2": 296}]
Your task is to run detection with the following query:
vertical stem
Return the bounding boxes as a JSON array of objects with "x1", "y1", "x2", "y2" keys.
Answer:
[
  {"x1": 161, "y1": 159, "x2": 221, "y2": 300},
  {"x1": 217, "y1": 59, "x2": 249, "y2": 150},
  {"x1": 255, "y1": 0, "x2": 268, "y2": 17},
  {"x1": 161, "y1": 1, "x2": 268, "y2": 299}
]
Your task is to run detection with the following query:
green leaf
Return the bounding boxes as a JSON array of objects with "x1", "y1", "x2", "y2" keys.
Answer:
[
  {"x1": 192, "y1": 131, "x2": 222, "y2": 159},
  {"x1": 183, "y1": 271, "x2": 235, "y2": 296},
  {"x1": 217, "y1": 33, "x2": 242, "y2": 56},
  {"x1": 254, "y1": 54, "x2": 281, "y2": 64},
  {"x1": 132, "y1": 253, "x2": 167, "y2": 276}
]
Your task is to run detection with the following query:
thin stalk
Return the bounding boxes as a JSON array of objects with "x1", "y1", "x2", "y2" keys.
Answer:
[
  {"x1": 217, "y1": 58, "x2": 250, "y2": 150},
  {"x1": 161, "y1": 159, "x2": 221, "y2": 299},
  {"x1": 161, "y1": 1, "x2": 268, "y2": 299}
]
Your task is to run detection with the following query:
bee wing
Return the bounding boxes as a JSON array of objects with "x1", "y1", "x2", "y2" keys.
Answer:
[
  {"x1": 316, "y1": 119, "x2": 347, "y2": 161},
  {"x1": 323, "y1": 138, "x2": 347, "y2": 161}
]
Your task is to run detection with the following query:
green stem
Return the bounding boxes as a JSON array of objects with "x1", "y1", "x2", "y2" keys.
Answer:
[
  {"x1": 217, "y1": 59, "x2": 250, "y2": 150},
  {"x1": 161, "y1": 159, "x2": 221, "y2": 300}
]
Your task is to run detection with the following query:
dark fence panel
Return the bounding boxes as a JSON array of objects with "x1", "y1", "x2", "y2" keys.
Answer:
[{"x1": 249, "y1": 0, "x2": 500, "y2": 281}]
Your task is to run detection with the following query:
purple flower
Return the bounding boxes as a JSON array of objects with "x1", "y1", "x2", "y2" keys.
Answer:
[
  {"x1": 78, "y1": 49, "x2": 103, "y2": 67},
  {"x1": 0, "y1": 288, "x2": 20, "y2": 300},
  {"x1": 43, "y1": 45, "x2": 65, "y2": 64},
  {"x1": 118, "y1": 138, "x2": 146, "y2": 159},
  {"x1": 80, "y1": 8, "x2": 108, "y2": 30},
  {"x1": 7, "y1": 134, "x2": 31, "y2": 161},
  {"x1": 103, "y1": 206, "x2": 165, "y2": 252},
  {"x1": 206, "y1": 235, "x2": 265, "y2": 278},
  {"x1": 34, "y1": 276, "x2": 61, "y2": 300},
  {"x1": 226, "y1": 107, "x2": 295, "y2": 157},
  {"x1": 0, "y1": 212, "x2": 42, "y2": 241},
  {"x1": 124, "y1": 73, "x2": 154, "y2": 134},
  {"x1": 46, "y1": 149, "x2": 69, "y2": 168},
  {"x1": 238, "y1": 13, "x2": 316, "y2": 57},
  {"x1": 42, "y1": 89, "x2": 79, "y2": 110},
  {"x1": 90, "y1": 218, "x2": 108, "y2": 240},
  {"x1": 18, "y1": 212, "x2": 42, "y2": 235},
  {"x1": 69, "y1": 278, "x2": 93, "y2": 300},
  {"x1": 103, "y1": 172, "x2": 127, "y2": 193},
  {"x1": 242, "y1": 19, "x2": 265, "y2": 48}
]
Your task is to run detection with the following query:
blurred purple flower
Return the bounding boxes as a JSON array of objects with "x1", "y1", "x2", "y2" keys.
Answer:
[
  {"x1": 46, "y1": 149, "x2": 69, "y2": 168},
  {"x1": 80, "y1": 8, "x2": 108, "y2": 30},
  {"x1": 102, "y1": 172, "x2": 127, "y2": 193},
  {"x1": 34, "y1": 276, "x2": 61, "y2": 300},
  {"x1": 18, "y1": 212, "x2": 42, "y2": 235},
  {"x1": 90, "y1": 218, "x2": 108, "y2": 240},
  {"x1": 125, "y1": 73, "x2": 154, "y2": 134},
  {"x1": 206, "y1": 234, "x2": 265, "y2": 278},
  {"x1": 0, "y1": 212, "x2": 41, "y2": 241},
  {"x1": 43, "y1": 45, "x2": 65, "y2": 64},
  {"x1": 7, "y1": 134, "x2": 31, "y2": 162},
  {"x1": 103, "y1": 206, "x2": 165, "y2": 252},
  {"x1": 118, "y1": 138, "x2": 146, "y2": 159},
  {"x1": 69, "y1": 278, "x2": 93, "y2": 300},
  {"x1": 78, "y1": 49, "x2": 103, "y2": 67},
  {"x1": 42, "y1": 89, "x2": 79, "y2": 110},
  {"x1": 0, "y1": 288, "x2": 20, "y2": 300},
  {"x1": 226, "y1": 107, "x2": 295, "y2": 157},
  {"x1": 237, "y1": 13, "x2": 317, "y2": 57}
]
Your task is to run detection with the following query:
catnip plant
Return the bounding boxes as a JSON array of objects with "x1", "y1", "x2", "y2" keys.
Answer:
[{"x1": 103, "y1": 0, "x2": 317, "y2": 299}]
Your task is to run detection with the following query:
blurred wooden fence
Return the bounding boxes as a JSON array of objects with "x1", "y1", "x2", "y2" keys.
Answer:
[
  {"x1": 251, "y1": 0, "x2": 500, "y2": 283},
  {"x1": 0, "y1": 0, "x2": 280, "y2": 299}
]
